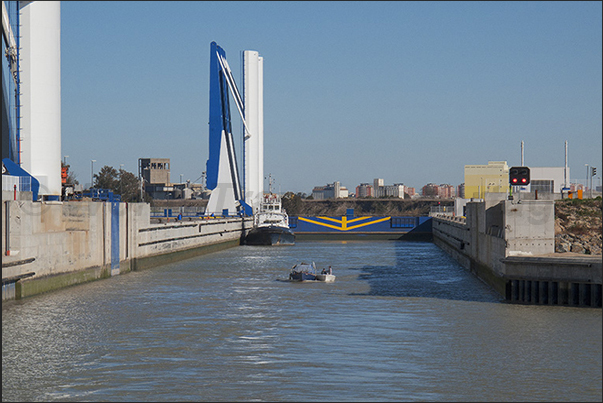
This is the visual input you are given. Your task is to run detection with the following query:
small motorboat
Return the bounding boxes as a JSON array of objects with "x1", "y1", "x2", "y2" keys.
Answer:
[
  {"x1": 316, "y1": 266, "x2": 336, "y2": 282},
  {"x1": 289, "y1": 262, "x2": 317, "y2": 281}
]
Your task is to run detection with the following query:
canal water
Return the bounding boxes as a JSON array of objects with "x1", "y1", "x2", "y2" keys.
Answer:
[{"x1": 2, "y1": 241, "x2": 601, "y2": 402}]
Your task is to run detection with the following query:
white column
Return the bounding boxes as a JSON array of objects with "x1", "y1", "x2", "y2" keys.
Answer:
[
  {"x1": 243, "y1": 50, "x2": 263, "y2": 212},
  {"x1": 19, "y1": 1, "x2": 62, "y2": 199}
]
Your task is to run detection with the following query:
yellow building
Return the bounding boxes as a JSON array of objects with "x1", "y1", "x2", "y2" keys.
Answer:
[{"x1": 464, "y1": 161, "x2": 509, "y2": 199}]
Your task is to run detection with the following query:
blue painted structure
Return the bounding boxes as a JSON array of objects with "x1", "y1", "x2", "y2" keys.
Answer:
[
  {"x1": 1, "y1": 1, "x2": 21, "y2": 164},
  {"x1": 2, "y1": 158, "x2": 39, "y2": 201},
  {"x1": 290, "y1": 209, "x2": 432, "y2": 239},
  {"x1": 74, "y1": 188, "x2": 121, "y2": 202},
  {"x1": 291, "y1": 215, "x2": 430, "y2": 233},
  {"x1": 206, "y1": 42, "x2": 230, "y2": 192},
  {"x1": 205, "y1": 41, "x2": 252, "y2": 216}
]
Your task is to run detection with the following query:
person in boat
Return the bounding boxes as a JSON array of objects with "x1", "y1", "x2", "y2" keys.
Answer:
[
  {"x1": 328, "y1": 266, "x2": 332, "y2": 275},
  {"x1": 321, "y1": 268, "x2": 327, "y2": 274}
]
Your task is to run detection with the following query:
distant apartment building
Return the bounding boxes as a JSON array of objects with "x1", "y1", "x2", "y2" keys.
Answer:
[
  {"x1": 312, "y1": 181, "x2": 349, "y2": 200},
  {"x1": 406, "y1": 187, "x2": 416, "y2": 197},
  {"x1": 356, "y1": 183, "x2": 373, "y2": 198},
  {"x1": 422, "y1": 183, "x2": 439, "y2": 197},
  {"x1": 464, "y1": 161, "x2": 509, "y2": 199},
  {"x1": 421, "y1": 183, "x2": 455, "y2": 198},
  {"x1": 384, "y1": 183, "x2": 406, "y2": 199},
  {"x1": 457, "y1": 183, "x2": 465, "y2": 199},
  {"x1": 438, "y1": 184, "x2": 455, "y2": 198},
  {"x1": 373, "y1": 178, "x2": 385, "y2": 197},
  {"x1": 369, "y1": 178, "x2": 405, "y2": 198}
]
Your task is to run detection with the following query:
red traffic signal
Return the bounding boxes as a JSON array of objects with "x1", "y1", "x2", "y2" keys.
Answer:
[{"x1": 509, "y1": 166, "x2": 530, "y2": 186}]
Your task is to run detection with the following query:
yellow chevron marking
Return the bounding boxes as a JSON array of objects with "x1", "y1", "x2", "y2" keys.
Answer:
[
  {"x1": 317, "y1": 216, "x2": 372, "y2": 225},
  {"x1": 344, "y1": 216, "x2": 391, "y2": 230},
  {"x1": 298, "y1": 217, "x2": 346, "y2": 230},
  {"x1": 317, "y1": 216, "x2": 346, "y2": 224},
  {"x1": 346, "y1": 216, "x2": 373, "y2": 224},
  {"x1": 298, "y1": 216, "x2": 391, "y2": 231}
]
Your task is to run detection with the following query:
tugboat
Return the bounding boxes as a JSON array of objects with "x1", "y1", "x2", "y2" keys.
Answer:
[{"x1": 244, "y1": 179, "x2": 295, "y2": 246}]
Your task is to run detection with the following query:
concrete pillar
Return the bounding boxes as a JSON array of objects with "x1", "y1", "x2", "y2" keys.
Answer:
[
  {"x1": 511, "y1": 280, "x2": 519, "y2": 302},
  {"x1": 532, "y1": 281, "x2": 539, "y2": 304},
  {"x1": 570, "y1": 283, "x2": 580, "y2": 306},
  {"x1": 580, "y1": 284, "x2": 591, "y2": 307},
  {"x1": 520, "y1": 280, "x2": 526, "y2": 303},
  {"x1": 593, "y1": 284, "x2": 602, "y2": 308},
  {"x1": 539, "y1": 281, "x2": 548, "y2": 305},
  {"x1": 549, "y1": 282, "x2": 558, "y2": 305},
  {"x1": 525, "y1": 280, "x2": 533, "y2": 304},
  {"x1": 559, "y1": 282, "x2": 569, "y2": 305}
]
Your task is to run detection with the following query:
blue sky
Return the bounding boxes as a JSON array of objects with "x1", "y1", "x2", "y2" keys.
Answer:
[{"x1": 61, "y1": 1, "x2": 602, "y2": 194}]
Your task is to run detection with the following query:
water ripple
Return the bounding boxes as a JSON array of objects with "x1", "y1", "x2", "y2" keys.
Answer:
[{"x1": 3, "y1": 241, "x2": 601, "y2": 402}]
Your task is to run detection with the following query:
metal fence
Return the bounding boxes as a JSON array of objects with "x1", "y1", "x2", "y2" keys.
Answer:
[
  {"x1": 429, "y1": 205, "x2": 454, "y2": 216},
  {"x1": 150, "y1": 206, "x2": 206, "y2": 218},
  {"x1": 2, "y1": 175, "x2": 31, "y2": 192}
]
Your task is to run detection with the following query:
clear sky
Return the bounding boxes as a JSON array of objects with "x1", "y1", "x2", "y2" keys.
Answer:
[{"x1": 60, "y1": 1, "x2": 602, "y2": 194}]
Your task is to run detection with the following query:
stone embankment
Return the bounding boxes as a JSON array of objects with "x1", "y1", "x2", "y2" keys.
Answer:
[{"x1": 555, "y1": 198, "x2": 602, "y2": 255}]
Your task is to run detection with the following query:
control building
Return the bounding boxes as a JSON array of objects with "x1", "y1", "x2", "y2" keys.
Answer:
[{"x1": 138, "y1": 158, "x2": 173, "y2": 199}]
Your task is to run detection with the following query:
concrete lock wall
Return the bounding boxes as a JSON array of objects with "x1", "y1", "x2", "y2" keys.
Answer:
[
  {"x1": 433, "y1": 199, "x2": 602, "y2": 307},
  {"x1": 2, "y1": 200, "x2": 253, "y2": 300}
]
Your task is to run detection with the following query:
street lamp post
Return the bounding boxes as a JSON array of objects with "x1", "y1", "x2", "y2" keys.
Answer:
[
  {"x1": 120, "y1": 164, "x2": 124, "y2": 196},
  {"x1": 585, "y1": 164, "x2": 589, "y2": 199},
  {"x1": 91, "y1": 159, "x2": 96, "y2": 189}
]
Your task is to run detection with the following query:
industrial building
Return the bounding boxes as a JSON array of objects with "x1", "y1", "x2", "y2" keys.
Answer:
[
  {"x1": 464, "y1": 161, "x2": 570, "y2": 200},
  {"x1": 463, "y1": 161, "x2": 510, "y2": 200},
  {"x1": 138, "y1": 158, "x2": 173, "y2": 199}
]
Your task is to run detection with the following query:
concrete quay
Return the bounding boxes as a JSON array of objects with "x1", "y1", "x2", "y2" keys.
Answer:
[
  {"x1": 2, "y1": 198, "x2": 252, "y2": 301},
  {"x1": 433, "y1": 197, "x2": 602, "y2": 307}
]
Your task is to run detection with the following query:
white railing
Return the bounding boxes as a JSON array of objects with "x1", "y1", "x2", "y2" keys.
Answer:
[
  {"x1": 429, "y1": 205, "x2": 454, "y2": 216},
  {"x1": 2, "y1": 175, "x2": 31, "y2": 192}
]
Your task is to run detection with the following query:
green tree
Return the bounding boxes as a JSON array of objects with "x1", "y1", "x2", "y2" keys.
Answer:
[
  {"x1": 118, "y1": 169, "x2": 144, "y2": 202},
  {"x1": 93, "y1": 165, "x2": 152, "y2": 202},
  {"x1": 93, "y1": 165, "x2": 119, "y2": 190}
]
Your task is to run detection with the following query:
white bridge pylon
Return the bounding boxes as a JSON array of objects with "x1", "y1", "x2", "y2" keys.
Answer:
[
  {"x1": 243, "y1": 50, "x2": 263, "y2": 215},
  {"x1": 205, "y1": 42, "x2": 263, "y2": 216}
]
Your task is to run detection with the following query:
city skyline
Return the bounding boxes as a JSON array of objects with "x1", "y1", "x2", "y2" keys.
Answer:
[{"x1": 60, "y1": 1, "x2": 602, "y2": 194}]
